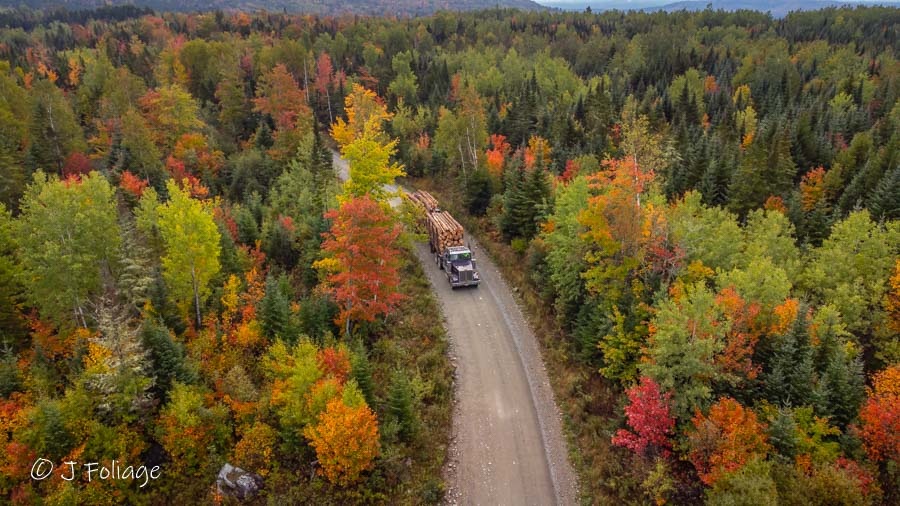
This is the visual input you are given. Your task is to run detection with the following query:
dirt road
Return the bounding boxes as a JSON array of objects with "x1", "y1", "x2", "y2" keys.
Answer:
[{"x1": 332, "y1": 152, "x2": 578, "y2": 505}]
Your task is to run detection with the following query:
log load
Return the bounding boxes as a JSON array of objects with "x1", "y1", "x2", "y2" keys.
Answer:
[
  {"x1": 408, "y1": 190, "x2": 440, "y2": 213},
  {"x1": 407, "y1": 189, "x2": 464, "y2": 252},
  {"x1": 426, "y1": 210, "x2": 464, "y2": 253}
]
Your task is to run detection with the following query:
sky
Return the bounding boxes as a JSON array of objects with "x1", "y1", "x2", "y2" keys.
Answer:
[{"x1": 535, "y1": 0, "x2": 898, "y2": 9}]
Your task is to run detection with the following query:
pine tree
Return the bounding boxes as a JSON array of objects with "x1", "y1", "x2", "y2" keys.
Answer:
[
  {"x1": 0, "y1": 204, "x2": 24, "y2": 346},
  {"x1": 234, "y1": 205, "x2": 259, "y2": 245},
  {"x1": 523, "y1": 164, "x2": 552, "y2": 235},
  {"x1": 26, "y1": 80, "x2": 86, "y2": 175},
  {"x1": 0, "y1": 344, "x2": 21, "y2": 397}
]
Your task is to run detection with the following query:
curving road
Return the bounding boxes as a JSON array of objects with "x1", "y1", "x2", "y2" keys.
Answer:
[{"x1": 333, "y1": 152, "x2": 578, "y2": 505}]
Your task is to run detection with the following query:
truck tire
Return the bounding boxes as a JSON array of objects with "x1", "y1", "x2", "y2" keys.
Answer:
[{"x1": 436, "y1": 254, "x2": 442, "y2": 270}]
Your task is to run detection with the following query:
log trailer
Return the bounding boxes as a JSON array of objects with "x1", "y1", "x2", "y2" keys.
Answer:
[{"x1": 409, "y1": 190, "x2": 480, "y2": 289}]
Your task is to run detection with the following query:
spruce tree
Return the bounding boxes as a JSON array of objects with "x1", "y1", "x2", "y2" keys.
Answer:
[
  {"x1": 817, "y1": 341, "x2": 865, "y2": 429},
  {"x1": 260, "y1": 275, "x2": 293, "y2": 342},
  {"x1": 142, "y1": 318, "x2": 195, "y2": 402},
  {"x1": 869, "y1": 164, "x2": 900, "y2": 221},
  {"x1": 388, "y1": 369, "x2": 418, "y2": 442},
  {"x1": 765, "y1": 314, "x2": 815, "y2": 407},
  {"x1": 767, "y1": 407, "x2": 799, "y2": 461},
  {"x1": 500, "y1": 163, "x2": 530, "y2": 241},
  {"x1": 350, "y1": 340, "x2": 376, "y2": 406}
]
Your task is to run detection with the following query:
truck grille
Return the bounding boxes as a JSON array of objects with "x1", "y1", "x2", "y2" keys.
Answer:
[{"x1": 460, "y1": 270, "x2": 472, "y2": 282}]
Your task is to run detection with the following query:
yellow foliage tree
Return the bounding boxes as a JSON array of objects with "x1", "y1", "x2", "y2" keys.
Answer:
[{"x1": 331, "y1": 84, "x2": 404, "y2": 202}]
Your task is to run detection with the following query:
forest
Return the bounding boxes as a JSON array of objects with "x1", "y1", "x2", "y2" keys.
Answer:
[{"x1": 0, "y1": 4, "x2": 898, "y2": 505}]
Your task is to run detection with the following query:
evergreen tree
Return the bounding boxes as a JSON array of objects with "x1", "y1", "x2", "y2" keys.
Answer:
[
  {"x1": 0, "y1": 204, "x2": 24, "y2": 347},
  {"x1": 234, "y1": 205, "x2": 259, "y2": 245},
  {"x1": 141, "y1": 318, "x2": 195, "y2": 402},
  {"x1": 0, "y1": 344, "x2": 21, "y2": 397},
  {"x1": 869, "y1": 164, "x2": 900, "y2": 221},
  {"x1": 838, "y1": 133, "x2": 898, "y2": 214},
  {"x1": 767, "y1": 407, "x2": 799, "y2": 461},
  {"x1": 765, "y1": 314, "x2": 815, "y2": 408},
  {"x1": 350, "y1": 340, "x2": 376, "y2": 406},
  {"x1": 500, "y1": 162, "x2": 531, "y2": 241},
  {"x1": 260, "y1": 275, "x2": 293, "y2": 341},
  {"x1": 466, "y1": 168, "x2": 493, "y2": 216},
  {"x1": 729, "y1": 123, "x2": 797, "y2": 216},
  {"x1": 387, "y1": 369, "x2": 418, "y2": 442},
  {"x1": 84, "y1": 301, "x2": 156, "y2": 423}
]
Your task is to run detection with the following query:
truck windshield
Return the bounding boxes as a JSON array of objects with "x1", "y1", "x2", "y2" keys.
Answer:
[{"x1": 449, "y1": 252, "x2": 471, "y2": 262}]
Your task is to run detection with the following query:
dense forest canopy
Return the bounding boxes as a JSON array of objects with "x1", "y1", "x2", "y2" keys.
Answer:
[
  {"x1": 0, "y1": 4, "x2": 897, "y2": 504},
  {"x1": 0, "y1": 0, "x2": 545, "y2": 16}
]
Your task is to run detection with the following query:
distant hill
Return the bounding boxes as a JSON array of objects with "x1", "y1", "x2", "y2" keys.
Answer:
[
  {"x1": 0, "y1": 0, "x2": 546, "y2": 15},
  {"x1": 539, "y1": 0, "x2": 899, "y2": 16},
  {"x1": 655, "y1": 0, "x2": 896, "y2": 17}
]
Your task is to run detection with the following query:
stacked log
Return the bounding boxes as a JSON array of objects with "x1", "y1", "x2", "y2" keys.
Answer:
[
  {"x1": 407, "y1": 189, "x2": 464, "y2": 252},
  {"x1": 409, "y1": 190, "x2": 440, "y2": 213},
  {"x1": 426, "y1": 210, "x2": 464, "y2": 252}
]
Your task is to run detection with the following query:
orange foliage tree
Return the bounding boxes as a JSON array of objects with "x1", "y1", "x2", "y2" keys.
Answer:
[
  {"x1": 315, "y1": 195, "x2": 404, "y2": 337},
  {"x1": 687, "y1": 397, "x2": 770, "y2": 485},
  {"x1": 858, "y1": 364, "x2": 900, "y2": 463},
  {"x1": 303, "y1": 397, "x2": 380, "y2": 486},
  {"x1": 485, "y1": 133, "x2": 510, "y2": 179},
  {"x1": 253, "y1": 64, "x2": 312, "y2": 160},
  {"x1": 800, "y1": 166, "x2": 828, "y2": 211}
]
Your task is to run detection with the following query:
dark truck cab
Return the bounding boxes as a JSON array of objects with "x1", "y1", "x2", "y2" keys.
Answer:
[{"x1": 436, "y1": 245, "x2": 480, "y2": 288}]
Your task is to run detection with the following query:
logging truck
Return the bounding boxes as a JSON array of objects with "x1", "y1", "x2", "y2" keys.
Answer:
[{"x1": 409, "y1": 190, "x2": 480, "y2": 289}]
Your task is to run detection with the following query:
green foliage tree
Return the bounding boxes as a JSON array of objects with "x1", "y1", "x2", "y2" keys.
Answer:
[
  {"x1": 642, "y1": 283, "x2": 724, "y2": 422},
  {"x1": 706, "y1": 458, "x2": 778, "y2": 506},
  {"x1": 26, "y1": 79, "x2": 86, "y2": 175},
  {"x1": 802, "y1": 210, "x2": 899, "y2": 359},
  {"x1": 17, "y1": 171, "x2": 120, "y2": 328}
]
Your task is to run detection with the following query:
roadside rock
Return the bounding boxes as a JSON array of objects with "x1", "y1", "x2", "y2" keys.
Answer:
[{"x1": 216, "y1": 463, "x2": 264, "y2": 501}]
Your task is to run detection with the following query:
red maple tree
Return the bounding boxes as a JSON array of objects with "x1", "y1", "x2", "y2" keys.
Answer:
[
  {"x1": 611, "y1": 376, "x2": 675, "y2": 458},
  {"x1": 858, "y1": 364, "x2": 900, "y2": 463},
  {"x1": 317, "y1": 195, "x2": 405, "y2": 337}
]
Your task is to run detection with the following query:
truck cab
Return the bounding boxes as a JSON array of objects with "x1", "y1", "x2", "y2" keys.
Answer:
[{"x1": 437, "y1": 245, "x2": 480, "y2": 288}]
